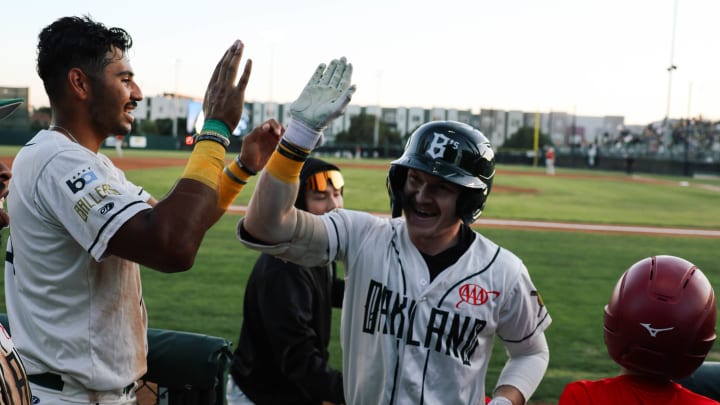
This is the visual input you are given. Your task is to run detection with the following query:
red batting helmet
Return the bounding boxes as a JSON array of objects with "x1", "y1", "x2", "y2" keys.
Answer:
[{"x1": 604, "y1": 255, "x2": 717, "y2": 379}]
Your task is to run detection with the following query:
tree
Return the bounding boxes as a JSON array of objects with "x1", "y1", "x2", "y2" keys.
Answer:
[
  {"x1": 139, "y1": 120, "x2": 159, "y2": 135},
  {"x1": 503, "y1": 126, "x2": 553, "y2": 149},
  {"x1": 334, "y1": 113, "x2": 402, "y2": 147}
]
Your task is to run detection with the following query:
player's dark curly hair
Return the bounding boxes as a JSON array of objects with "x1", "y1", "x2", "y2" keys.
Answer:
[{"x1": 36, "y1": 15, "x2": 133, "y2": 103}]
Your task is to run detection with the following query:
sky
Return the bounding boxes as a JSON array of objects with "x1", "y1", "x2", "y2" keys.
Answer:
[{"x1": 1, "y1": 0, "x2": 718, "y2": 126}]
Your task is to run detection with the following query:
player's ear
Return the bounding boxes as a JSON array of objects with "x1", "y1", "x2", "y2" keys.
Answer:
[{"x1": 67, "y1": 68, "x2": 92, "y2": 100}]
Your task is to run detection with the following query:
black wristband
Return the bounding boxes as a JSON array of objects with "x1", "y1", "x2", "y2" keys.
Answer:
[
  {"x1": 234, "y1": 156, "x2": 257, "y2": 176},
  {"x1": 194, "y1": 132, "x2": 230, "y2": 149},
  {"x1": 223, "y1": 166, "x2": 247, "y2": 185}
]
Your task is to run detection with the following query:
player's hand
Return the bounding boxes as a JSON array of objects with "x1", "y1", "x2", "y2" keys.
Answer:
[
  {"x1": 290, "y1": 57, "x2": 356, "y2": 131},
  {"x1": 202, "y1": 40, "x2": 252, "y2": 133},
  {"x1": 0, "y1": 161, "x2": 11, "y2": 228},
  {"x1": 238, "y1": 119, "x2": 284, "y2": 173}
]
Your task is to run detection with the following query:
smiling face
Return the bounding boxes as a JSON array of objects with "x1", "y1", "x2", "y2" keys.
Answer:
[
  {"x1": 304, "y1": 182, "x2": 344, "y2": 215},
  {"x1": 87, "y1": 47, "x2": 142, "y2": 137},
  {"x1": 402, "y1": 168, "x2": 463, "y2": 255}
]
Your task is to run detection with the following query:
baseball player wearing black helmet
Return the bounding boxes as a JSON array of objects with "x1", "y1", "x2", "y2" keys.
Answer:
[{"x1": 238, "y1": 58, "x2": 551, "y2": 405}]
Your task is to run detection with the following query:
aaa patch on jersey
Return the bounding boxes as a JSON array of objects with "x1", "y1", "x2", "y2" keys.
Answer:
[{"x1": 455, "y1": 283, "x2": 500, "y2": 309}]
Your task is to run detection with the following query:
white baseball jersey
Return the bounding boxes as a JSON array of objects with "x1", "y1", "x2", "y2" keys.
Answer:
[
  {"x1": 4, "y1": 130, "x2": 152, "y2": 391},
  {"x1": 239, "y1": 209, "x2": 551, "y2": 404},
  {"x1": 0, "y1": 324, "x2": 31, "y2": 405}
]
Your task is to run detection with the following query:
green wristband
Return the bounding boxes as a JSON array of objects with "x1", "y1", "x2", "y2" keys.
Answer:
[{"x1": 201, "y1": 119, "x2": 231, "y2": 138}]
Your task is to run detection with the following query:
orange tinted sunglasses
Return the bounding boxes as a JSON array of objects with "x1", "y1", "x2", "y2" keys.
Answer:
[{"x1": 306, "y1": 170, "x2": 344, "y2": 192}]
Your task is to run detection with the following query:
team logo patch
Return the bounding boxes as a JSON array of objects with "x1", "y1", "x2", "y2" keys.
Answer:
[
  {"x1": 98, "y1": 202, "x2": 115, "y2": 215},
  {"x1": 65, "y1": 166, "x2": 99, "y2": 194},
  {"x1": 455, "y1": 283, "x2": 500, "y2": 309},
  {"x1": 73, "y1": 184, "x2": 122, "y2": 222},
  {"x1": 426, "y1": 132, "x2": 459, "y2": 159},
  {"x1": 640, "y1": 323, "x2": 674, "y2": 337},
  {"x1": 531, "y1": 290, "x2": 546, "y2": 317}
]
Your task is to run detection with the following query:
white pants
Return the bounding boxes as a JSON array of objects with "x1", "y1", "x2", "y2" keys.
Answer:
[
  {"x1": 29, "y1": 381, "x2": 137, "y2": 405},
  {"x1": 545, "y1": 159, "x2": 555, "y2": 175},
  {"x1": 225, "y1": 378, "x2": 255, "y2": 405}
]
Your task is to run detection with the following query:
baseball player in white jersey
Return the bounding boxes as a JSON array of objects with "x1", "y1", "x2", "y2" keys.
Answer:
[
  {"x1": 5, "y1": 16, "x2": 280, "y2": 405},
  {"x1": 0, "y1": 98, "x2": 33, "y2": 405},
  {"x1": 238, "y1": 58, "x2": 551, "y2": 405}
]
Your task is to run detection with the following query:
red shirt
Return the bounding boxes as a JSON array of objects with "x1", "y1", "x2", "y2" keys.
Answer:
[{"x1": 559, "y1": 375, "x2": 720, "y2": 405}]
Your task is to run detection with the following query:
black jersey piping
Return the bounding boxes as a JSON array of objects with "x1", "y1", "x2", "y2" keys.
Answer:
[
  {"x1": 388, "y1": 222, "x2": 407, "y2": 405},
  {"x1": 88, "y1": 200, "x2": 147, "y2": 253}
]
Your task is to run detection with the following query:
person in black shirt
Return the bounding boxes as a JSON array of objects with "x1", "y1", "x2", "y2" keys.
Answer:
[{"x1": 228, "y1": 157, "x2": 346, "y2": 405}]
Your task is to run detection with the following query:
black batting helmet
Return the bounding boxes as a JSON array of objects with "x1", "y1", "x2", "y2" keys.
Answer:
[
  {"x1": 387, "y1": 120, "x2": 495, "y2": 224},
  {"x1": 604, "y1": 255, "x2": 717, "y2": 379}
]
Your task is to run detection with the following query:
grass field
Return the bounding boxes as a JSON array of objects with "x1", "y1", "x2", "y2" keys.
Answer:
[{"x1": 1, "y1": 146, "x2": 719, "y2": 404}]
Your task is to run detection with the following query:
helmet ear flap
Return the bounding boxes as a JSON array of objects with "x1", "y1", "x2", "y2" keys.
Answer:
[
  {"x1": 456, "y1": 189, "x2": 488, "y2": 225},
  {"x1": 387, "y1": 166, "x2": 407, "y2": 218}
]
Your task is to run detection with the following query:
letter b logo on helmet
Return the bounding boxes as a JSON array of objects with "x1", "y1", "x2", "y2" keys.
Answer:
[
  {"x1": 426, "y1": 132, "x2": 460, "y2": 159},
  {"x1": 386, "y1": 120, "x2": 495, "y2": 224}
]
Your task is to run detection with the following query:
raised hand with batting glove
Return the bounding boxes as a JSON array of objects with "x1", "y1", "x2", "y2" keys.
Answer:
[
  {"x1": 243, "y1": 57, "x2": 356, "y2": 245},
  {"x1": 283, "y1": 57, "x2": 356, "y2": 151}
]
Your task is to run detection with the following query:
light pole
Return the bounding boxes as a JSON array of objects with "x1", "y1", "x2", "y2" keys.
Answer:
[{"x1": 664, "y1": 0, "x2": 679, "y2": 146}]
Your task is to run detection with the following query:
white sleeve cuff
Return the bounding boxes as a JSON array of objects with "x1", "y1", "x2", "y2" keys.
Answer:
[
  {"x1": 283, "y1": 118, "x2": 324, "y2": 151},
  {"x1": 494, "y1": 333, "x2": 550, "y2": 402}
]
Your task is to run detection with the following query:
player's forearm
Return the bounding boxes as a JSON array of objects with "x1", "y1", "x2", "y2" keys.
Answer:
[
  {"x1": 244, "y1": 169, "x2": 300, "y2": 243},
  {"x1": 109, "y1": 178, "x2": 216, "y2": 272},
  {"x1": 495, "y1": 333, "x2": 550, "y2": 404},
  {"x1": 109, "y1": 136, "x2": 227, "y2": 271},
  {"x1": 243, "y1": 128, "x2": 308, "y2": 244}
]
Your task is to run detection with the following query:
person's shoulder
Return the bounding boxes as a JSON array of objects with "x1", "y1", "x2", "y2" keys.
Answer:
[
  {"x1": 560, "y1": 377, "x2": 622, "y2": 404},
  {"x1": 17, "y1": 130, "x2": 92, "y2": 163},
  {"x1": 326, "y1": 208, "x2": 392, "y2": 233},
  {"x1": 472, "y1": 231, "x2": 521, "y2": 263},
  {"x1": 252, "y1": 253, "x2": 305, "y2": 278}
]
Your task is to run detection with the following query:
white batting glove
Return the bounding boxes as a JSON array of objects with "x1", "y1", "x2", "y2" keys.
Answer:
[
  {"x1": 487, "y1": 397, "x2": 513, "y2": 405},
  {"x1": 284, "y1": 57, "x2": 356, "y2": 150}
]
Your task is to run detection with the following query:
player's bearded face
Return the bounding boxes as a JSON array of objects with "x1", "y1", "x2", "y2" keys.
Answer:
[
  {"x1": 87, "y1": 48, "x2": 140, "y2": 137},
  {"x1": 402, "y1": 169, "x2": 462, "y2": 247}
]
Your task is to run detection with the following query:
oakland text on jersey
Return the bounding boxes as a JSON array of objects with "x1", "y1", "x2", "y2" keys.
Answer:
[{"x1": 362, "y1": 279, "x2": 489, "y2": 366}]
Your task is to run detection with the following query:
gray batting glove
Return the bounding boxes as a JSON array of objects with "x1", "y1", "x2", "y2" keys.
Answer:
[{"x1": 291, "y1": 57, "x2": 356, "y2": 130}]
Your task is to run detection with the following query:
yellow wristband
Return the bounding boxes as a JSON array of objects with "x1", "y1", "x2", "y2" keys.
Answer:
[
  {"x1": 181, "y1": 141, "x2": 225, "y2": 189},
  {"x1": 217, "y1": 160, "x2": 253, "y2": 210},
  {"x1": 265, "y1": 149, "x2": 305, "y2": 183},
  {"x1": 217, "y1": 173, "x2": 245, "y2": 211}
]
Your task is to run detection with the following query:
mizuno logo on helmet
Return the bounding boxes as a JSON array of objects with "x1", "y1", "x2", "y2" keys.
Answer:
[
  {"x1": 640, "y1": 323, "x2": 674, "y2": 337},
  {"x1": 426, "y1": 132, "x2": 459, "y2": 159}
]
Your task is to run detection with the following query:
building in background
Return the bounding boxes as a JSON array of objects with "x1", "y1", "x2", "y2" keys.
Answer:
[{"x1": 0, "y1": 86, "x2": 635, "y2": 148}]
